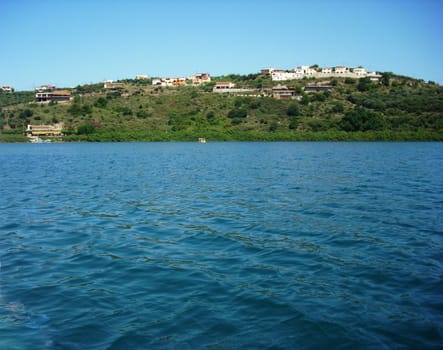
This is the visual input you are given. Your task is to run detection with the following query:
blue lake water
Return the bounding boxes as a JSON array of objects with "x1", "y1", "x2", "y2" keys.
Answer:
[{"x1": 0, "y1": 142, "x2": 442, "y2": 349}]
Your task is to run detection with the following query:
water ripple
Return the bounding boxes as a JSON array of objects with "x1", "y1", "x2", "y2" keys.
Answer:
[{"x1": 1, "y1": 142, "x2": 442, "y2": 349}]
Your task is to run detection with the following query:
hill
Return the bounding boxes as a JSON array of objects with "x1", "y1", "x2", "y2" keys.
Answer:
[{"x1": 1, "y1": 72, "x2": 442, "y2": 142}]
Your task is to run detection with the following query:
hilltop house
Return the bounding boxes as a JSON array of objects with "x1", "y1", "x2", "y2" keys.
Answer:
[
  {"x1": 271, "y1": 70, "x2": 302, "y2": 81},
  {"x1": 366, "y1": 72, "x2": 382, "y2": 81},
  {"x1": 36, "y1": 90, "x2": 71, "y2": 102},
  {"x1": 104, "y1": 81, "x2": 125, "y2": 90},
  {"x1": 35, "y1": 84, "x2": 56, "y2": 92},
  {"x1": 296, "y1": 66, "x2": 317, "y2": 76},
  {"x1": 172, "y1": 78, "x2": 186, "y2": 86},
  {"x1": 334, "y1": 66, "x2": 348, "y2": 74},
  {"x1": 353, "y1": 67, "x2": 366, "y2": 76},
  {"x1": 261, "y1": 68, "x2": 275, "y2": 75},
  {"x1": 152, "y1": 77, "x2": 186, "y2": 87},
  {"x1": 135, "y1": 75, "x2": 148, "y2": 80},
  {"x1": 189, "y1": 73, "x2": 211, "y2": 85},
  {"x1": 0, "y1": 86, "x2": 14, "y2": 92},
  {"x1": 152, "y1": 78, "x2": 168, "y2": 86}
]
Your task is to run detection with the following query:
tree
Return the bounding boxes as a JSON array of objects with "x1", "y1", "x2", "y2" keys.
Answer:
[
  {"x1": 288, "y1": 117, "x2": 300, "y2": 129},
  {"x1": 18, "y1": 109, "x2": 33, "y2": 119},
  {"x1": 287, "y1": 103, "x2": 300, "y2": 116},
  {"x1": 82, "y1": 104, "x2": 93, "y2": 115},
  {"x1": 381, "y1": 72, "x2": 393, "y2": 86},
  {"x1": 331, "y1": 102, "x2": 344, "y2": 113},
  {"x1": 249, "y1": 100, "x2": 261, "y2": 109},
  {"x1": 122, "y1": 107, "x2": 132, "y2": 116},
  {"x1": 269, "y1": 122, "x2": 278, "y2": 132},
  {"x1": 300, "y1": 95, "x2": 309, "y2": 105},
  {"x1": 95, "y1": 97, "x2": 108, "y2": 108},
  {"x1": 68, "y1": 103, "x2": 83, "y2": 117},
  {"x1": 77, "y1": 123, "x2": 96, "y2": 135},
  {"x1": 227, "y1": 108, "x2": 247, "y2": 119},
  {"x1": 339, "y1": 107, "x2": 385, "y2": 131},
  {"x1": 357, "y1": 77, "x2": 373, "y2": 92},
  {"x1": 234, "y1": 97, "x2": 243, "y2": 107}
]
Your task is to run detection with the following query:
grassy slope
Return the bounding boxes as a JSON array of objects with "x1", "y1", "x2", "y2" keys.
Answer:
[{"x1": 1, "y1": 74, "x2": 442, "y2": 142}]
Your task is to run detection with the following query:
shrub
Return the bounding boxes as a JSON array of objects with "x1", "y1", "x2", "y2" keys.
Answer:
[
  {"x1": 357, "y1": 77, "x2": 373, "y2": 92},
  {"x1": 339, "y1": 107, "x2": 385, "y2": 131},
  {"x1": 227, "y1": 108, "x2": 247, "y2": 119},
  {"x1": 95, "y1": 97, "x2": 108, "y2": 108},
  {"x1": 288, "y1": 117, "x2": 299, "y2": 129},
  {"x1": 77, "y1": 123, "x2": 96, "y2": 135},
  {"x1": 332, "y1": 102, "x2": 344, "y2": 113},
  {"x1": 287, "y1": 103, "x2": 300, "y2": 116}
]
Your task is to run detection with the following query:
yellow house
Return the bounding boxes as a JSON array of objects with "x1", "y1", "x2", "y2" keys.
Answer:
[
  {"x1": 189, "y1": 73, "x2": 211, "y2": 85},
  {"x1": 26, "y1": 124, "x2": 63, "y2": 136},
  {"x1": 172, "y1": 78, "x2": 186, "y2": 86}
]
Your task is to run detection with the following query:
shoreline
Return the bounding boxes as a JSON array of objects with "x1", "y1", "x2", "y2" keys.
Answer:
[{"x1": 1, "y1": 130, "x2": 442, "y2": 143}]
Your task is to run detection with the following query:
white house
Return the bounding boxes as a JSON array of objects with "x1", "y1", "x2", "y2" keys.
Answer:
[
  {"x1": 152, "y1": 77, "x2": 186, "y2": 87},
  {"x1": 35, "y1": 84, "x2": 56, "y2": 92},
  {"x1": 321, "y1": 67, "x2": 332, "y2": 74},
  {"x1": 152, "y1": 78, "x2": 173, "y2": 87},
  {"x1": 353, "y1": 67, "x2": 366, "y2": 76},
  {"x1": 271, "y1": 71, "x2": 302, "y2": 81},
  {"x1": 366, "y1": 72, "x2": 382, "y2": 81},
  {"x1": 293, "y1": 66, "x2": 316, "y2": 76},
  {"x1": 0, "y1": 86, "x2": 14, "y2": 92},
  {"x1": 261, "y1": 67, "x2": 275, "y2": 75},
  {"x1": 294, "y1": 67, "x2": 304, "y2": 75},
  {"x1": 334, "y1": 66, "x2": 348, "y2": 74},
  {"x1": 305, "y1": 67, "x2": 317, "y2": 76},
  {"x1": 214, "y1": 82, "x2": 235, "y2": 89}
]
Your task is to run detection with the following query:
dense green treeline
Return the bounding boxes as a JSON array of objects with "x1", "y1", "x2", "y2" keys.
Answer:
[
  {"x1": 0, "y1": 91, "x2": 35, "y2": 108},
  {"x1": 0, "y1": 72, "x2": 442, "y2": 142}
]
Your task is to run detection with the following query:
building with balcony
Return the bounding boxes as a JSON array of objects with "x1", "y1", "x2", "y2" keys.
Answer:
[
  {"x1": 272, "y1": 85, "x2": 296, "y2": 99},
  {"x1": 26, "y1": 123, "x2": 63, "y2": 136},
  {"x1": 35, "y1": 90, "x2": 71, "y2": 102}
]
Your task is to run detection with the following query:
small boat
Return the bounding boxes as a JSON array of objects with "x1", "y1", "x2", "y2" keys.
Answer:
[{"x1": 198, "y1": 138, "x2": 206, "y2": 143}]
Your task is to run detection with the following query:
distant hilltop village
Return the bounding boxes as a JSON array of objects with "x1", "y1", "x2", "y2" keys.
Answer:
[
  {"x1": 263, "y1": 65, "x2": 382, "y2": 81},
  {"x1": 146, "y1": 66, "x2": 381, "y2": 87},
  {"x1": 1, "y1": 64, "x2": 382, "y2": 97}
]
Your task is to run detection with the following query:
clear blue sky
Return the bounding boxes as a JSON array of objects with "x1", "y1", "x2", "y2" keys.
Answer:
[{"x1": 1, "y1": 0, "x2": 442, "y2": 90}]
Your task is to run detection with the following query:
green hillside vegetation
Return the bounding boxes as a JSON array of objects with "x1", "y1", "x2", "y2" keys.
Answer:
[{"x1": 1, "y1": 72, "x2": 442, "y2": 142}]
